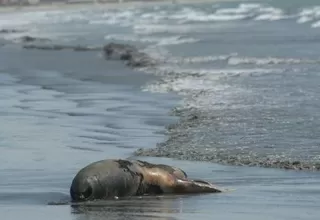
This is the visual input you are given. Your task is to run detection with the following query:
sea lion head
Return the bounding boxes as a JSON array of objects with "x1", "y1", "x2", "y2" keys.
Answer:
[
  {"x1": 70, "y1": 159, "x2": 143, "y2": 202},
  {"x1": 70, "y1": 165, "x2": 106, "y2": 202}
]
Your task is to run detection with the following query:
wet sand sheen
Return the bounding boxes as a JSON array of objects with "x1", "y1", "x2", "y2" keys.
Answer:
[{"x1": 0, "y1": 46, "x2": 180, "y2": 171}]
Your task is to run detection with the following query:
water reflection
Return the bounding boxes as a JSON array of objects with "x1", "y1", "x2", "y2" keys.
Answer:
[{"x1": 70, "y1": 196, "x2": 191, "y2": 220}]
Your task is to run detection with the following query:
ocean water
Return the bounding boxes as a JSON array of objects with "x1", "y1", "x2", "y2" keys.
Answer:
[{"x1": 1, "y1": 0, "x2": 320, "y2": 219}]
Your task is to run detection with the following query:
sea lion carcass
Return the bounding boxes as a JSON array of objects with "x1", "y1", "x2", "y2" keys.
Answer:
[{"x1": 70, "y1": 159, "x2": 222, "y2": 201}]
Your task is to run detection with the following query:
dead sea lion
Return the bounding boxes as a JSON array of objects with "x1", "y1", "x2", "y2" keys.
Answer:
[{"x1": 70, "y1": 159, "x2": 223, "y2": 202}]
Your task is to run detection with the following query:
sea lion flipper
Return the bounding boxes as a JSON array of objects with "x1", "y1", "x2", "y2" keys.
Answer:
[
  {"x1": 174, "y1": 179, "x2": 223, "y2": 194},
  {"x1": 190, "y1": 179, "x2": 234, "y2": 193}
]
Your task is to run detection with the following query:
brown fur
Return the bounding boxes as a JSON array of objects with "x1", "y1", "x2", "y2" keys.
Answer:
[
  {"x1": 131, "y1": 160, "x2": 222, "y2": 195},
  {"x1": 137, "y1": 166, "x2": 176, "y2": 193}
]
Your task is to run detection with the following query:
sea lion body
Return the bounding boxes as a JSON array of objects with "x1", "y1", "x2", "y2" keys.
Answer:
[{"x1": 70, "y1": 159, "x2": 222, "y2": 202}]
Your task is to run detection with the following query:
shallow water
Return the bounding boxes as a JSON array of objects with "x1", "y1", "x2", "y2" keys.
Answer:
[
  {"x1": 1, "y1": 0, "x2": 320, "y2": 219},
  {"x1": 3, "y1": 157, "x2": 320, "y2": 220}
]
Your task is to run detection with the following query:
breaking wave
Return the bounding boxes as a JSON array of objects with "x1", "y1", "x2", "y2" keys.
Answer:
[
  {"x1": 227, "y1": 56, "x2": 320, "y2": 65},
  {"x1": 297, "y1": 6, "x2": 320, "y2": 28},
  {"x1": 152, "y1": 54, "x2": 320, "y2": 66},
  {"x1": 104, "y1": 34, "x2": 198, "y2": 46},
  {"x1": 2, "y1": 2, "x2": 320, "y2": 44}
]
